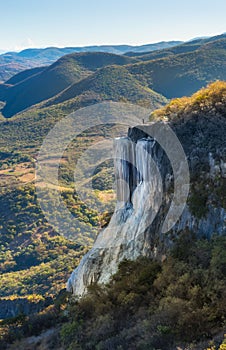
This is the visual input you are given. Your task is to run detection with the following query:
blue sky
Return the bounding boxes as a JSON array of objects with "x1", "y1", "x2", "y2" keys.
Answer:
[{"x1": 1, "y1": 0, "x2": 226, "y2": 51}]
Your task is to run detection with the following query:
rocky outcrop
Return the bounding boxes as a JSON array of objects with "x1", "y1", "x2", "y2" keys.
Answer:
[{"x1": 67, "y1": 115, "x2": 226, "y2": 297}]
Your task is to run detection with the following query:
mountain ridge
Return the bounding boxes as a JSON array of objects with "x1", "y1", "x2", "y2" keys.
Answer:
[
  {"x1": 127, "y1": 37, "x2": 226, "y2": 98},
  {"x1": 0, "y1": 41, "x2": 183, "y2": 82},
  {"x1": 1, "y1": 34, "x2": 226, "y2": 118},
  {"x1": 40, "y1": 64, "x2": 167, "y2": 109},
  {"x1": 0, "y1": 52, "x2": 136, "y2": 117}
]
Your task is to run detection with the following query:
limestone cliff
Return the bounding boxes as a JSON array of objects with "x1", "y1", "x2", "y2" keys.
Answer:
[{"x1": 67, "y1": 109, "x2": 226, "y2": 297}]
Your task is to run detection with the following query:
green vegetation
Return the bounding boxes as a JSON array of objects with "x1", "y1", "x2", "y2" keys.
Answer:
[
  {"x1": 0, "y1": 247, "x2": 85, "y2": 297},
  {"x1": 128, "y1": 39, "x2": 226, "y2": 98},
  {"x1": 5, "y1": 66, "x2": 46, "y2": 85},
  {"x1": 188, "y1": 176, "x2": 226, "y2": 219},
  {"x1": 60, "y1": 51, "x2": 136, "y2": 71},
  {"x1": 0, "y1": 183, "x2": 99, "y2": 298},
  {"x1": 1, "y1": 234, "x2": 225, "y2": 349},
  {"x1": 44, "y1": 65, "x2": 167, "y2": 109},
  {"x1": 0, "y1": 124, "x2": 116, "y2": 300},
  {"x1": 0, "y1": 171, "x2": 116, "y2": 298},
  {"x1": 1, "y1": 56, "x2": 89, "y2": 117},
  {"x1": 150, "y1": 81, "x2": 226, "y2": 220},
  {"x1": 0, "y1": 52, "x2": 137, "y2": 118},
  {"x1": 0, "y1": 151, "x2": 32, "y2": 168},
  {"x1": 0, "y1": 185, "x2": 99, "y2": 246},
  {"x1": 60, "y1": 234, "x2": 226, "y2": 350}
]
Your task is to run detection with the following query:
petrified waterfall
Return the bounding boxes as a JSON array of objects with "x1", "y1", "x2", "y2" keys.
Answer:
[
  {"x1": 67, "y1": 128, "x2": 170, "y2": 297},
  {"x1": 67, "y1": 125, "x2": 226, "y2": 297}
]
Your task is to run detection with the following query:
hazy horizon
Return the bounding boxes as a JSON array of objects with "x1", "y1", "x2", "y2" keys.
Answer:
[{"x1": 0, "y1": 32, "x2": 225, "y2": 54}]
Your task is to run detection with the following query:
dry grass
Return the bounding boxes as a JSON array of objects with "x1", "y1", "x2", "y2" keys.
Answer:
[
  {"x1": 151, "y1": 80, "x2": 226, "y2": 120},
  {"x1": 95, "y1": 189, "x2": 116, "y2": 203}
]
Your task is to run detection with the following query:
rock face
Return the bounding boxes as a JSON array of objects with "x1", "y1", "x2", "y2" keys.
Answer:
[{"x1": 67, "y1": 119, "x2": 226, "y2": 297}]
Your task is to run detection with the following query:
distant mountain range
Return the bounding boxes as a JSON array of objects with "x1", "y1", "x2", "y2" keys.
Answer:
[
  {"x1": 0, "y1": 41, "x2": 182, "y2": 82},
  {"x1": 126, "y1": 33, "x2": 226, "y2": 60},
  {"x1": 0, "y1": 33, "x2": 226, "y2": 118}
]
